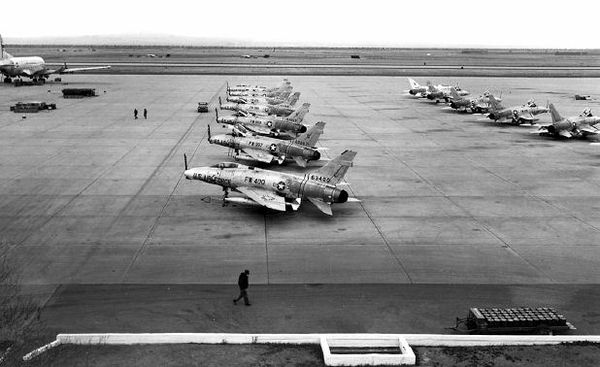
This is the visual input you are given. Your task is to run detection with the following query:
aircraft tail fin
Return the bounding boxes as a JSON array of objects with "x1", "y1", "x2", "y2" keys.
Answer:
[
  {"x1": 293, "y1": 121, "x2": 325, "y2": 147},
  {"x1": 287, "y1": 103, "x2": 310, "y2": 123},
  {"x1": 408, "y1": 78, "x2": 420, "y2": 89},
  {"x1": 0, "y1": 34, "x2": 12, "y2": 59},
  {"x1": 286, "y1": 92, "x2": 301, "y2": 106},
  {"x1": 549, "y1": 103, "x2": 562, "y2": 123},
  {"x1": 487, "y1": 94, "x2": 502, "y2": 111},
  {"x1": 278, "y1": 89, "x2": 292, "y2": 100},
  {"x1": 311, "y1": 150, "x2": 357, "y2": 186},
  {"x1": 450, "y1": 87, "x2": 461, "y2": 100}
]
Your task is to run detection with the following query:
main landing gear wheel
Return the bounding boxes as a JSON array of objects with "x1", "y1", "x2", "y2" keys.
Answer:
[{"x1": 222, "y1": 187, "x2": 229, "y2": 206}]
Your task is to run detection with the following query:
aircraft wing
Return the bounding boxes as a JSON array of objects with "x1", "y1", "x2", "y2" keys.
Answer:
[
  {"x1": 558, "y1": 130, "x2": 572, "y2": 138},
  {"x1": 235, "y1": 110, "x2": 251, "y2": 117},
  {"x1": 580, "y1": 126, "x2": 599, "y2": 135},
  {"x1": 307, "y1": 197, "x2": 333, "y2": 216},
  {"x1": 517, "y1": 112, "x2": 535, "y2": 122},
  {"x1": 20, "y1": 65, "x2": 46, "y2": 77},
  {"x1": 242, "y1": 148, "x2": 275, "y2": 163},
  {"x1": 59, "y1": 65, "x2": 111, "y2": 74},
  {"x1": 237, "y1": 186, "x2": 286, "y2": 211},
  {"x1": 244, "y1": 124, "x2": 272, "y2": 135},
  {"x1": 293, "y1": 156, "x2": 308, "y2": 167}
]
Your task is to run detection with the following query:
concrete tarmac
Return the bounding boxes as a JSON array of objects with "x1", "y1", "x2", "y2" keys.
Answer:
[{"x1": 1, "y1": 75, "x2": 600, "y2": 333}]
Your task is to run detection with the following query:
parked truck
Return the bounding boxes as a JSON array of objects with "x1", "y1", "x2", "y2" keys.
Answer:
[
  {"x1": 197, "y1": 102, "x2": 209, "y2": 113},
  {"x1": 10, "y1": 101, "x2": 57, "y2": 113},
  {"x1": 452, "y1": 307, "x2": 575, "y2": 335}
]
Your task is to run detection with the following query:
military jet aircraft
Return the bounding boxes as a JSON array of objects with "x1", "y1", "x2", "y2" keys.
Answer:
[
  {"x1": 215, "y1": 103, "x2": 310, "y2": 138},
  {"x1": 227, "y1": 89, "x2": 292, "y2": 104},
  {"x1": 535, "y1": 105, "x2": 600, "y2": 139},
  {"x1": 406, "y1": 78, "x2": 428, "y2": 96},
  {"x1": 208, "y1": 121, "x2": 325, "y2": 167},
  {"x1": 0, "y1": 35, "x2": 110, "y2": 84},
  {"x1": 227, "y1": 83, "x2": 267, "y2": 93},
  {"x1": 487, "y1": 95, "x2": 548, "y2": 125},
  {"x1": 406, "y1": 78, "x2": 469, "y2": 100},
  {"x1": 227, "y1": 80, "x2": 293, "y2": 97},
  {"x1": 227, "y1": 85, "x2": 292, "y2": 98},
  {"x1": 226, "y1": 79, "x2": 291, "y2": 94},
  {"x1": 183, "y1": 149, "x2": 358, "y2": 215},
  {"x1": 219, "y1": 96, "x2": 297, "y2": 117},
  {"x1": 448, "y1": 88, "x2": 501, "y2": 113},
  {"x1": 425, "y1": 82, "x2": 470, "y2": 103},
  {"x1": 227, "y1": 91, "x2": 300, "y2": 107}
]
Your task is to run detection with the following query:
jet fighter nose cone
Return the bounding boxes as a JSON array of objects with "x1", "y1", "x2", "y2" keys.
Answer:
[{"x1": 184, "y1": 169, "x2": 193, "y2": 180}]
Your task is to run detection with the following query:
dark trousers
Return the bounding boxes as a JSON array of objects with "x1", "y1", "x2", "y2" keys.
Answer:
[{"x1": 234, "y1": 289, "x2": 250, "y2": 304}]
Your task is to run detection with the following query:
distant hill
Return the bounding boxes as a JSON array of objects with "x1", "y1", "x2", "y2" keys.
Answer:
[
  {"x1": 4, "y1": 34, "x2": 249, "y2": 47},
  {"x1": 3, "y1": 34, "x2": 600, "y2": 50}
]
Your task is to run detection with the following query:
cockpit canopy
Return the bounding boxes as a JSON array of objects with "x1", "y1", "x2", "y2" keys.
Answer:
[{"x1": 210, "y1": 162, "x2": 241, "y2": 169}]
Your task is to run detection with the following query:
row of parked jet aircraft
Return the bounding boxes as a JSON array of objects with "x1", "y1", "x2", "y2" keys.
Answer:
[
  {"x1": 184, "y1": 79, "x2": 359, "y2": 216},
  {"x1": 407, "y1": 78, "x2": 600, "y2": 139}
]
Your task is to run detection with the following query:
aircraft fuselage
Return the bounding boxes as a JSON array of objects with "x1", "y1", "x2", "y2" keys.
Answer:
[
  {"x1": 184, "y1": 164, "x2": 347, "y2": 204},
  {"x1": 0, "y1": 56, "x2": 45, "y2": 78},
  {"x1": 209, "y1": 133, "x2": 320, "y2": 162}
]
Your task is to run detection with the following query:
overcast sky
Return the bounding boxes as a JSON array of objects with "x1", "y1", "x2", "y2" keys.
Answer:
[{"x1": 3, "y1": 0, "x2": 599, "y2": 48}]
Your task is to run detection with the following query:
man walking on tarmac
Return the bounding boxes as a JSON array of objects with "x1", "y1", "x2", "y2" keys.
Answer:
[{"x1": 233, "y1": 269, "x2": 251, "y2": 306}]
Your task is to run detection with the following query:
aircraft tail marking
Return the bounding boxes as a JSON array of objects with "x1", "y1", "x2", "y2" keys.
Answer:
[
  {"x1": 286, "y1": 92, "x2": 301, "y2": 106},
  {"x1": 311, "y1": 150, "x2": 357, "y2": 186},
  {"x1": 294, "y1": 121, "x2": 325, "y2": 147},
  {"x1": 287, "y1": 103, "x2": 310, "y2": 123}
]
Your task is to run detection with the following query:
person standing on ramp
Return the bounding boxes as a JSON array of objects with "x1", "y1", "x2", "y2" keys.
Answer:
[{"x1": 233, "y1": 269, "x2": 251, "y2": 306}]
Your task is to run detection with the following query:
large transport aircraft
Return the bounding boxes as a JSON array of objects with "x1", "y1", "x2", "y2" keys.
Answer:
[
  {"x1": 183, "y1": 149, "x2": 359, "y2": 215},
  {"x1": 0, "y1": 35, "x2": 110, "y2": 84}
]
